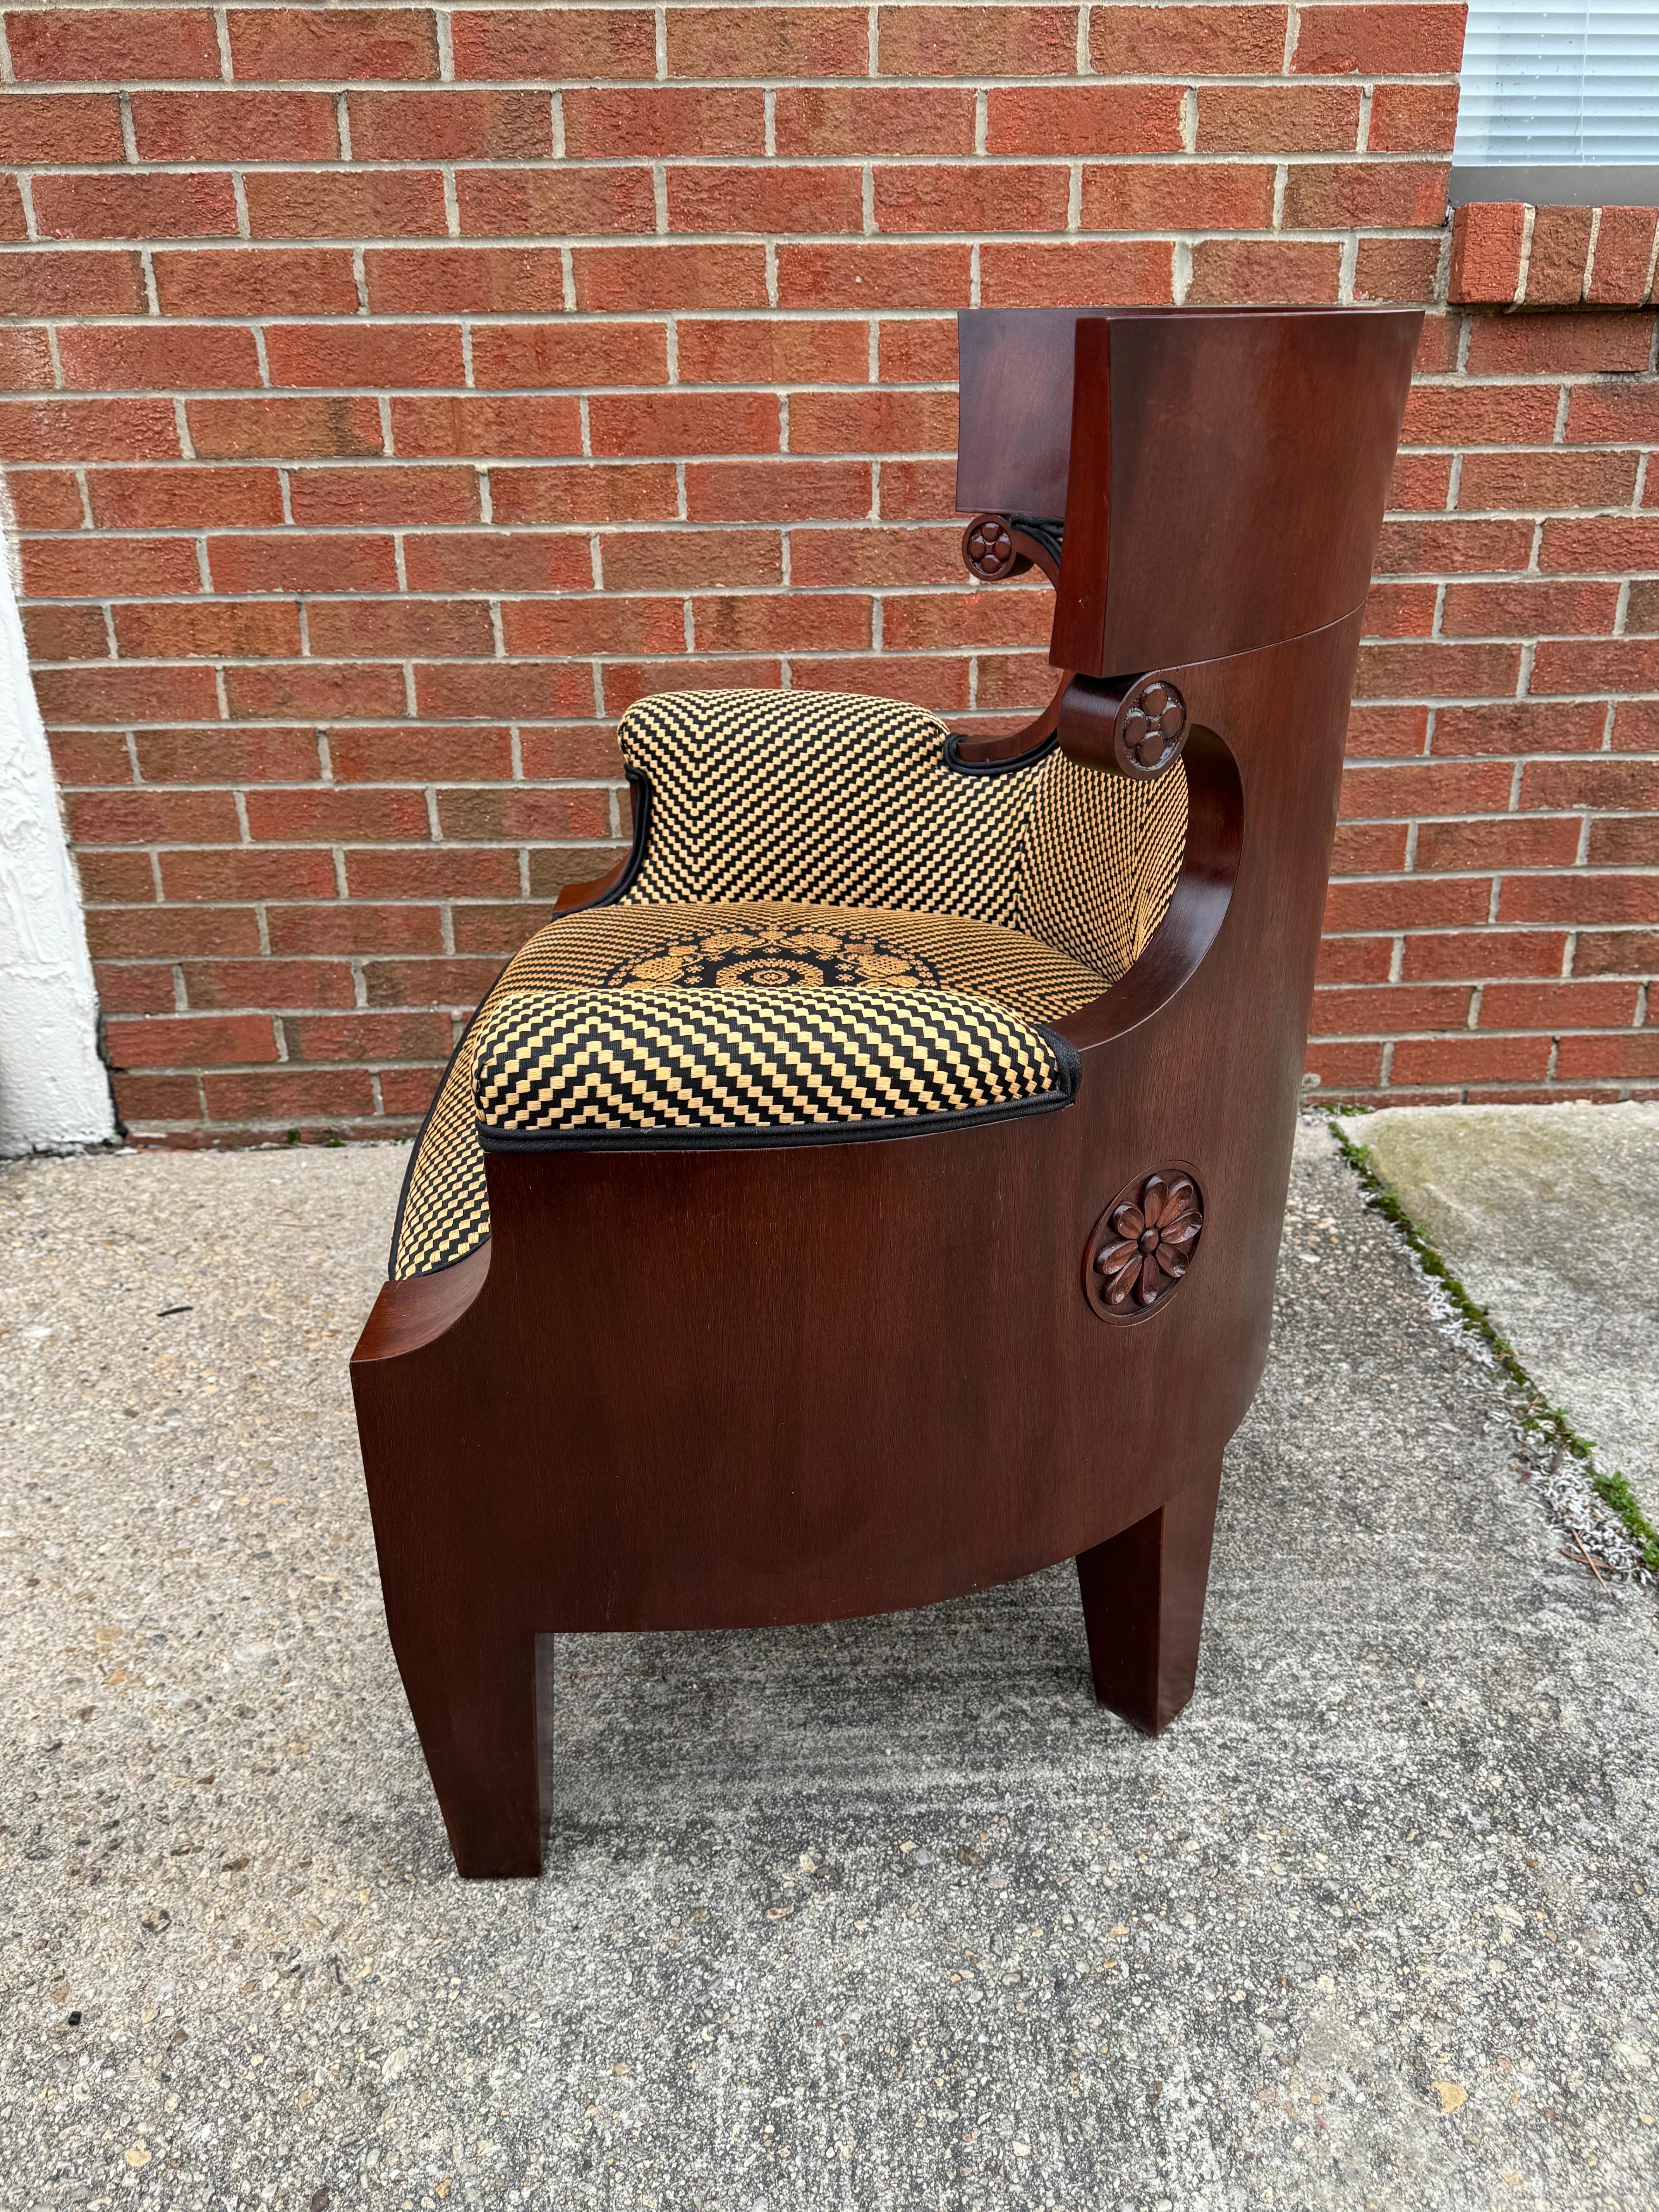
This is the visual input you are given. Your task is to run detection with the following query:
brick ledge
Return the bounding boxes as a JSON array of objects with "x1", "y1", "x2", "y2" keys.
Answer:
[{"x1": 1450, "y1": 201, "x2": 1659, "y2": 309}]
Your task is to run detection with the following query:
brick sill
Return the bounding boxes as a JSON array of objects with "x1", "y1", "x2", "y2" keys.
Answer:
[{"x1": 1450, "y1": 201, "x2": 1659, "y2": 309}]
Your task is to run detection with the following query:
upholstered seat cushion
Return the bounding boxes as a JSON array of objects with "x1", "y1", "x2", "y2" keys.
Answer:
[{"x1": 390, "y1": 901, "x2": 1104, "y2": 1281}]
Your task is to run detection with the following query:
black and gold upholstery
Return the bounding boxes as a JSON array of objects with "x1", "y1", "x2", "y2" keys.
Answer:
[{"x1": 389, "y1": 688, "x2": 1188, "y2": 1281}]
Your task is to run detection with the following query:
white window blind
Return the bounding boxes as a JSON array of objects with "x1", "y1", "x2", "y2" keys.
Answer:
[{"x1": 1453, "y1": 0, "x2": 1659, "y2": 166}]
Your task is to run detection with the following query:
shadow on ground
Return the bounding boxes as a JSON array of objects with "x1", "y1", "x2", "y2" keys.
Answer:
[{"x1": 3, "y1": 1123, "x2": 1655, "y2": 2209}]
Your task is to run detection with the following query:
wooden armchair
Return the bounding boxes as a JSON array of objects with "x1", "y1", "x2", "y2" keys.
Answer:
[{"x1": 351, "y1": 304, "x2": 1420, "y2": 1878}]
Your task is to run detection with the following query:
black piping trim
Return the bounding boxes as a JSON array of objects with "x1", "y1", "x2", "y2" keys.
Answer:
[
  {"x1": 383, "y1": 764, "x2": 656, "y2": 1280},
  {"x1": 942, "y1": 728, "x2": 1059, "y2": 776},
  {"x1": 477, "y1": 1029, "x2": 1080, "y2": 1156}
]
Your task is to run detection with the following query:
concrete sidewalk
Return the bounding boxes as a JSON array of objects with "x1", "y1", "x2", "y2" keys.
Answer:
[{"x1": 2, "y1": 1124, "x2": 1656, "y2": 2210}]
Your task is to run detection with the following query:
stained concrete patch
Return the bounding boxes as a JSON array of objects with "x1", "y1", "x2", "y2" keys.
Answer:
[
  {"x1": 1347, "y1": 1103, "x2": 1659, "y2": 1526},
  {"x1": 2, "y1": 1127, "x2": 1657, "y2": 2209}
]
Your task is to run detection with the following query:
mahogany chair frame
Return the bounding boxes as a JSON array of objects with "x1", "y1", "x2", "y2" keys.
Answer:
[{"x1": 351, "y1": 304, "x2": 1421, "y2": 1877}]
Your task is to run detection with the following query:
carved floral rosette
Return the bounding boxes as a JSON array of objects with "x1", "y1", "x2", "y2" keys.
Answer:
[{"x1": 1083, "y1": 1168, "x2": 1205, "y2": 1321}]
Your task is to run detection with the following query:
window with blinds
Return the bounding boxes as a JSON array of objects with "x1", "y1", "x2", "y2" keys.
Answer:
[{"x1": 1451, "y1": 0, "x2": 1659, "y2": 203}]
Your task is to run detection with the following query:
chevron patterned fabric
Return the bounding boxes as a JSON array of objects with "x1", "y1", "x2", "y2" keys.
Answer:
[{"x1": 388, "y1": 688, "x2": 1189, "y2": 1281}]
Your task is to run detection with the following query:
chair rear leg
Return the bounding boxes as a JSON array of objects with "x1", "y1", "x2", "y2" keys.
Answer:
[
  {"x1": 1075, "y1": 1458, "x2": 1223, "y2": 1735},
  {"x1": 392, "y1": 1620, "x2": 550, "y2": 1879}
]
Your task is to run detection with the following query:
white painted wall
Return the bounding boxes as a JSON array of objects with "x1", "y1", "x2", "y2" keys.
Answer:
[{"x1": 0, "y1": 527, "x2": 115, "y2": 1153}]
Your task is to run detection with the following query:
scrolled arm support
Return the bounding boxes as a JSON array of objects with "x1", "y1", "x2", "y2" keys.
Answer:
[
  {"x1": 955, "y1": 512, "x2": 1072, "y2": 765},
  {"x1": 1057, "y1": 671, "x2": 1190, "y2": 781}
]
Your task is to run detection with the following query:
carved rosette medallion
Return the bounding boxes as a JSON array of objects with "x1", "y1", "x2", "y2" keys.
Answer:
[
  {"x1": 1083, "y1": 1169, "x2": 1204, "y2": 1321},
  {"x1": 1114, "y1": 677, "x2": 1188, "y2": 780},
  {"x1": 961, "y1": 513, "x2": 1018, "y2": 580}
]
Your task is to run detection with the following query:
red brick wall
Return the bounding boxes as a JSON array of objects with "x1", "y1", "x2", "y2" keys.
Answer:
[{"x1": 0, "y1": 2, "x2": 1653, "y2": 1137}]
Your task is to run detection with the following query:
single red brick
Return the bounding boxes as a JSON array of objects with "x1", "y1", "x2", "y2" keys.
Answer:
[
  {"x1": 222, "y1": 661, "x2": 410, "y2": 720},
  {"x1": 135, "y1": 726, "x2": 322, "y2": 783},
  {"x1": 1367, "y1": 81, "x2": 1460, "y2": 153},
  {"x1": 77, "y1": 848, "x2": 161, "y2": 901},
  {"x1": 676, "y1": 318, "x2": 869, "y2": 385},
  {"x1": 390, "y1": 395, "x2": 584, "y2": 459},
  {"x1": 112, "y1": 1070, "x2": 204, "y2": 1123},
  {"x1": 412, "y1": 660, "x2": 597, "y2": 719},
  {"x1": 1291, "y1": 4, "x2": 1466, "y2": 73},
  {"x1": 1310, "y1": 982, "x2": 1472, "y2": 1033},
  {"x1": 267, "y1": 901, "x2": 445, "y2": 954},
  {"x1": 153, "y1": 247, "x2": 360, "y2": 317},
  {"x1": 1374, "y1": 517, "x2": 1532, "y2": 574},
  {"x1": 48, "y1": 730, "x2": 135, "y2": 787},
  {"x1": 0, "y1": 90, "x2": 124, "y2": 161},
  {"x1": 471, "y1": 321, "x2": 669, "y2": 389},
  {"x1": 242, "y1": 786, "x2": 433, "y2": 842},
  {"x1": 1361, "y1": 581, "x2": 1437, "y2": 639},
  {"x1": 1472, "y1": 311, "x2": 1654, "y2": 378},
  {"x1": 228, "y1": 7, "x2": 440, "y2": 79},
  {"x1": 1632, "y1": 579, "x2": 1659, "y2": 632},
  {"x1": 206, "y1": 532, "x2": 398, "y2": 594},
  {"x1": 668, "y1": 5, "x2": 864, "y2": 74},
  {"x1": 456, "y1": 165, "x2": 656, "y2": 238},
  {"x1": 1589, "y1": 817, "x2": 1659, "y2": 867},
  {"x1": 0, "y1": 178, "x2": 27, "y2": 243},
  {"x1": 574, "y1": 243, "x2": 770, "y2": 312},
  {"x1": 347, "y1": 88, "x2": 550, "y2": 159},
  {"x1": 67, "y1": 787, "x2": 240, "y2": 845},
  {"x1": 0, "y1": 398, "x2": 178, "y2": 464},
  {"x1": 434, "y1": 786, "x2": 613, "y2": 840},
  {"x1": 982, "y1": 239, "x2": 1173, "y2": 306},
  {"x1": 879, "y1": 4, "x2": 1079, "y2": 74},
  {"x1": 563, "y1": 86, "x2": 764, "y2": 159},
  {"x1": 600, "y1": 656, "x2": 780, "y2": 715},
  {"x1": 877, "y1": 319, "x2": 958, "y2": 383},
  {"x1": 1447, "y1": 202, "x2": 1525, "y2": 306},
  {"x1": 685, "y1": 458, "x2": 872, "y2": 522},
  {"x1": 89, "y1": 465, "x2": 284, "y2": 529},
  {"x1": 1343, "y1": 702, "x2": 1431, "y2": 758},
  {"x1": 0, "y1": 328, "x2": 54, "y2": 390},
  {"x1": 326, "y1": 723, "x2": 512, "y2": 780},
  {"x1": 1612, "y1": 699, "x2": 1659, "y2": 749},
  {"x1": 1432, "y1": 701, "x2": 1607, "y2": 757},
  {"x1": 1415, "y1": 313, "x2": 1460, "y2": 373},
  {"x1": 159, "y1": 846, "x2": 339, "y2": 902},
  {"x1": 883, "y1": 588, "x2": 1048, "y2": 651},
  {"x1": 1523, "y1": 205, "x2": 1594, "y2": 307},
  {"x1": 23, "y1": 534, "x2": 202, "y2": 599},
  {"x1": 1390, "y1": 1035, "x2": 1553, "y2": 1083},
  {"x1": 1195, "y1": 83, "x2": 1360, "y2": 153},
  {"x1": 180, "y1": 958, "x2": 357, "y2": 1010},
  {"x1": 244, "y1": 169, "x2": 447, "y2": 240},
  {"x1": 448, "y1": 897, "x2": 565, "y2": 953},
  {"x1": 1441, "y1": 579, "x2": 1620, "y2": 639},
  {"x1": 500, "y1": 596, "x2": 684, "y2": 656},
  {"x1": 31, "y1": 172, "x2": 238, "y2": 241},
  {"x1": 0, "y1": 249, "x2": 146, "y2": 318},
  {"x1": 203, "y1": 1069, "x2": 378, "y2": 1119},
  {"x1": 1091, "y1": 2, "x2": 1288, "y2": 70},
  {"x1": 1531, "y1": 637, "x2": 1659, "y2": 692},
  {"x1": 972, "y1": 651, "x2": 1054, "y2": 712},
  {"x1": 878, "y1": 457, "x2": 958, "y2": 518},
  {"x1": 130, "y1": 88, "x2": 338, "y2": 160},
  {"x1": 517, "y1": 723, "x2": 626, "y2": 776},
  {"x1": 773, "y1": 85, "x2": 975, "y2": 156},
  {"x1": 115, "y1": 599, "x2": 302, "y2": 660},
  {"x1": 1354, "y1": 237, "x2": 1442, "y2": 303},
  {"x1": 1314, "y1": 935, "x2": 1394, "y2": 984},
  {"x1": 587, "y1": 391, "x2": 780, "y2": 459},
  {"x1": 9, "y1": 8, "x2": 219, "y2": 80},
  {"x1": 289, "y1": 466, "x2": 479, "y2": 526},
  {"x1": 1573, "y1": 929, "x2": 1659, "y2": 977},
  {"x1": 690, "y1": 592, "x2": 870, "y2": 653},
  {"x1": 262, "y1": 322, "x2": 464, "y2": 389},
  {"x1": 1482, "y1": 980, "x2": 1641, "y2": 1029},
  {"x1": 593, "y1": 528, "x2": 773, "y2": 590},
  {"x1": 1401, "y1": 383, "x2": 1559, "y2": 445},
  {"x1": 987, "y1": 83, "x2": 1183, "y2": 155},
  {"x1": 490, "y1": 462, "x2": 680, "y2": 524},
  {"x1": 362, "y1": 955, "x2": 501, "y2": 1008},
  {"x1": 1186, "y1": 238, "x2": 1341, "y2": 304},
  {"x1": 1401, "y1": 929, "x2": 1568, "y2": 981},
  {"x1": 668, "y1": 163, "x2": 866, "y2": 236},
  {"x1": 1522, "y1": 757, "x2": 1659, "y2": 812},
  {"x1": 1413, "y1": 816, "x2": 1580, "y2": 871},
  {"x1": 1499, "y1": 873, "x2": 1659, "y2": 926},
  {"x1": 1387, "y1": 452, "x2": 1454, "y2": 508},
  {"x1": 363, "y1": 245, "x2": 566, "y2": 313},
  {"x1": 1353, "y1": 641, "x2": 1522, "y2": 698},
  {"x1": 788, "y1": 388, "x2": 957, "y2": 455},
  {"x1": 1340, "y1": 759, "x2": 1515, "y2": 817},
  {"x1": 1586, "y1": 206, "x2": 1659, "y2": 307},
  {"x1": 188, "y1": 397, "x2": 384, "y2": 460},
  {"x1": 1565, "y1": 383, "x2": 1659, "y2": 443},
  {"x1": 1080, "y1": 162, "x2": 1273, "y2": 230},
  {"x1": 106, "y1": 1013, "x2": 283, "y2": 1070},
  {"x1": 1456, "y1": 447, "x2": 1639, "y2": 510},
  {"x1": 403, "y1": 532, "x2": 593, "y2": 592},
  {"x1": 6, "y1": 471, "x2": 84, "y2": 528},
  {"x1": 1302, "y1": 1042, "x2": 1383, "y2": 1086},
  {"x1": 1555, "y1": 1033, "x2": 1659, "y2": 1081},
  {"x1": 305, "y1": 598, "x2": 496, "y2": 658},
  {"x1": 96, "y1": 966, "x2": 183, "y2": 1017},
  {"x1": 55, "y1": 323, "x2": 262, "y2": 392},
  {"x1": 342, "y1": 844, "x2": 524, "y2": 899},
  {"x1": 449, "y1": 7, "x2": 656, "y2": 79},
  {"x1": 25, "y1": 603, "x2": 110, "y2": 663},
  {"x1": 793, "y1": 653, "x2": 970, "y2": 713}
]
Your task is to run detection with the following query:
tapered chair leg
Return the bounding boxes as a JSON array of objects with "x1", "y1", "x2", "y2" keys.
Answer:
[
  {"x1": 1075, "y1": 1460, "x2": 1223, "y2": 1735},
  {"x1": 391, "y1": 1622, "x2": 549, "y2": 1878}
]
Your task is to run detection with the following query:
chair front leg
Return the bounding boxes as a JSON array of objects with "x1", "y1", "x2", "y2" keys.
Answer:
[
  {"x1": 389, "y1": 1611, "x2": 550, "y2": 1879},
  {"x1": 1075, "y1": 1457, "x2": 1223, "y2": 1735}
]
